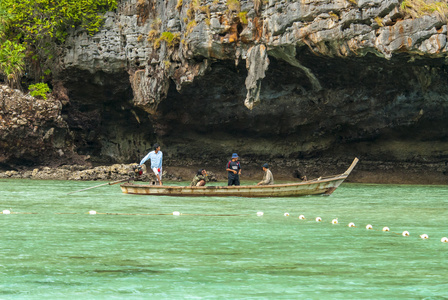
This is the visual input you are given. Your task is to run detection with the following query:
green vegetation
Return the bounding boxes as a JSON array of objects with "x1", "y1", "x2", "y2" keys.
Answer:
[
  {"x1": 0, "y1": 0, "x2": 117, "y2": 88},
  {"x1": 374, "y1": 16, "x2": 384, "y2": 27},
  {"x1": 401, "y1": 0, "x2": 448, "y2": 19},
  {"x1": 0, "y1": 5, "x2": 10, "y2": 39},
  {"x1": 188, "y1": 0, "x2": 202, "y2": 17},
  {"x1": 0, "y1": 40, "x2": 26, "y2": 89},
  {"x1": 238, "y1": 11, "x2": 248, "y2": 24},
  {"x1": 147, "y1": 30, "x2": 159, "y2": 43},
  {"x1": 28, "y1": 82, "x2": 51, "y2": 100},
  {"x1": 152, "y1": 31, "x2": 181, "y2": 49},
  {"x1": 200, "y1": 5, "x2": 211, "y2": 19},
  {"x1": 184, "y1": 0, "x2": 200, "y2": 35},
  {"x1": 227, "y1": 0, "x2": 241, "y2": 12},
  {"x1": 329, "y1": 11, "x2": 339, "y2": 20},
  {"x1": 159, "y1": 32, "x2": 181, "y2": 47},
  {"x1": 191, "y1": 0, "x2": 202, "y2": 8},
  {"x1": 187, "y1": 0, "x2": 202, "y2": 19},
  {"x1": 183, "y1": 0, "x2": 210, "y2": 37},
  {"x1": 187, "y1": 20, "x2": 197, "y2": 34},
  {"x1": 147, "y1": 19, "x2": 162, "y2": 47},
  {"x1": 176, "y1": 0, "x2": 183, "y2": 12}
]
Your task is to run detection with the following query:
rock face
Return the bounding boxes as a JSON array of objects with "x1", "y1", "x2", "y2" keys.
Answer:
[
  {"x1": 0, "y1": 86, "x2": 77, "y2": 167},
  {"x1": 3, "y1": 0, "x2": 448, "y2": 183}
]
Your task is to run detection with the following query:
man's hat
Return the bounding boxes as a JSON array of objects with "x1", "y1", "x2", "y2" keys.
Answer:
[
  {"x1": 262, "y1": 163, "x2": 269, "y2": 168},
  {"x1": 232, "y1": 153, "x2": 239, "y2": 158}
]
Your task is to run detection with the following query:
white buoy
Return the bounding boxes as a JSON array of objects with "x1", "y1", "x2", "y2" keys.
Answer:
[
  {"x1": 402, "y1": 231, "x2": 410, "y2": 237},
  {"x1": 284, "y1": 212, "x2": 289, "y2": 217},
  {"x1": 382, "y1": 227, "x2": 390, "y2": 232},
  {"x1": 366, "y1": 224, "x2": 373, "y2": 230},
  {"x1": 348, "y1": 222, "x2": 355, "y2": 227},
  {"x1": 420, "y1": 234, "x2": 429, "y2": 239},
  {"x1": 172, "y1": 211, "x2": 180, "y2": 216},
  {"x1": 315, "y1": 217, "x2": 322, "y2": 222},
  {"x1": 2, "y1": 209, "x2": 11, "y2": 215},
  {"x1": 298, "y1": 215, "x2": 305, "y2": 220},
  {"x1": 331, "y1": 218, "x2": 338, "y2": 224},
  {"x1": 257, "y1": 212, "x2": 264, "y2": 216},
  {"x1": 88, "y1": 210, "x2": 97, "y2": 215},
  {"x1": 441, "y1": 237, "x2": 448, "y2": 243}
]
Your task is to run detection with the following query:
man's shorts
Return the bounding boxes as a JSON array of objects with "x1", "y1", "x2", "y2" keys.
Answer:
[
  {"x1": 152, "y1": 167, "x2": 162, "y2": 179},
  {"x1": 228, "y1": 176, "x2": 240, "y2": 186}
]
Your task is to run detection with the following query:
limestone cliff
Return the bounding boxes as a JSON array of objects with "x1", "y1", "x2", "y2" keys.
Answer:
[
  {"x1": 3, "y1": 0, "x2": 448, "y2": 183},
  {"x1": 0, "y1": 86, "x2": 73, "y2": 167}
]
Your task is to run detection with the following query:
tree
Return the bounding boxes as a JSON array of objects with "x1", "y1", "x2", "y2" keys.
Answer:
[
  {"x1": 0, "y1": 40, "x2": 26, "y2": 89},
  {"x1": 0, "y1": 0, "x2": 117, "y2": 87}
]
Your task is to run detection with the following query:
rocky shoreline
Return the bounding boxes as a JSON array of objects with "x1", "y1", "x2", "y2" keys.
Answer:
[
  {"x1": 0, "y1": 163, "x2": 221, "y2": 183},
  {"x1": 0, "y1": 164, "x2": 138, "y2": 181},
  {"x1": 1, "y1": 158, "x2": 447, "y2": 185}
]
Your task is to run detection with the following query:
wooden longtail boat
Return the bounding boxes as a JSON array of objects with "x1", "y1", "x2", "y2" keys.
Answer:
[{"x1": 120, "y1": 158, "x2": 359, "y2": 197}]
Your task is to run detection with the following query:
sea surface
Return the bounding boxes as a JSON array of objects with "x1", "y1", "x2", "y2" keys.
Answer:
[{"x1": 0, "y1": 179, "x2": 447, "y2": 299}]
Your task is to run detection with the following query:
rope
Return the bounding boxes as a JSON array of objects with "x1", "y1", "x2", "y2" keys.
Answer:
[{"x1": 2, "y1": 210, "x2": 447, "y2": 243}]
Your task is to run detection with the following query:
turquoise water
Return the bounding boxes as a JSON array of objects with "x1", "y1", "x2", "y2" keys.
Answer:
[{"x1": 1, "y1": 179, "x2": 448, "y2": 299}]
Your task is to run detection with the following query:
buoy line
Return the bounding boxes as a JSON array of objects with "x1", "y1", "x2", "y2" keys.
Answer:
[
  {"x1": 85, "y1": 211, "x2": 251, "y2": 216},
  {"x1": 2, "y1": 210, "x2": 250, "y2": 217},
  {"x1": 3, "y1": 209, "x2": 448, "y2": 243},
  {"x1": 1, "y1": 209, "x2": 37, "y2": 214},
  {"x1": 179, "y1": 213, "x2": 250, "y2": 216},
  {"x1": 295, "y1": 213, "x2": 448, "y2": 243}
]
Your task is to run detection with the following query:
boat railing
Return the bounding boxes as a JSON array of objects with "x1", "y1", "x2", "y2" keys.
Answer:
[
  {"x1": 343, "y1": 157, "x2": 359, "y2": 175},
  {"x1": 304, "y1": 173, "x2": 346, "y2": 183},
  {"x1": 302, "y1": 157, "x2": 358, "y2": 183}
]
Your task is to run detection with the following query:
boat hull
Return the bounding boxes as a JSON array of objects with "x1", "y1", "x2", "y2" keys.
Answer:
[{"x1": 121, "y1": 177, "x2": 346, "y2": 197}]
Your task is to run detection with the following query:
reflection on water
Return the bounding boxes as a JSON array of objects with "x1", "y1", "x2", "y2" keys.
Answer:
[{"x1": 1, "y1": 179, "x2": 448, "y2": 299}]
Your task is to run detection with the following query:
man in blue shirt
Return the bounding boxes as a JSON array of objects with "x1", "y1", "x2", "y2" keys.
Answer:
[
  {"x1": 226, "y1": 153, "x2": 241, "y2": 186},
  {"x1": 139, "y1": 143, "x2": 163, "y2": 185}
]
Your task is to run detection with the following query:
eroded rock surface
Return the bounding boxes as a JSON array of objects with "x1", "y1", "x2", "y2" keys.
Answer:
[
  {"x1": 2, "y1": 0, "x2": 448, "y2": 183},
  {"x1": 0, "y1": 86, "x2": 76, "y2": 167},
  {"x1": 60, "y1": 0, "x2": 448, "y2": 109}
]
